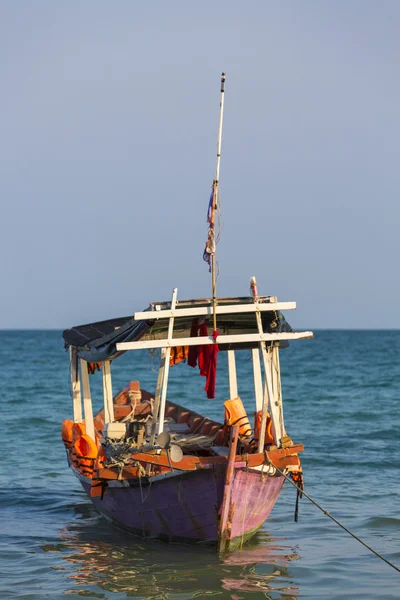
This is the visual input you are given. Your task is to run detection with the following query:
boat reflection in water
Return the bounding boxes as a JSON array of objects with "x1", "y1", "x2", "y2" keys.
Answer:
[{"x1": 51, "y1": 502, "x2": 300, "y2": 598}]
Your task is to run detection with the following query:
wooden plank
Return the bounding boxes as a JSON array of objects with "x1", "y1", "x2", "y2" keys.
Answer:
[
  {"x1": 250, "y1": 299, "x2": 283, "y2": 449},
  {"x1": 252, "y1": 348, "x2": 263, "y2": 413},
  {"x1": 272, "y1": 345, "x2": 285, "y2": 438},
  {"x1": 149, "y1": 348, "x2": 167, "y2": 445},
  {"x1": 95, "y1": 444, "x2": 305, "y2": 478},
  {"x1": 227, "y1": 350, "x2": 238, "y2": 399},
  {"x1": 258, "y1": 344, "x2": 279, "y2": 449},
  {"x1": 218, "y1": 425, "x2": 239, "y2": 553},
  {"x1": 80, "y1": 359, "x2": 95, "y2": 442},
  {"x1": 157, "y1": 288, "x2": 177, "y2": 436},
  {"x1": 70, "y1": 347, "x2": 82, "y2": 423},
  {"x1": 117, "y1": 331, "x2": 313, "y2": 352},
  {"x1": 134, "y1": 301, "x2": 296, "y2": 321},
  {"x1": 102, "y1": 361, "x2": 114, "y2": 424}
]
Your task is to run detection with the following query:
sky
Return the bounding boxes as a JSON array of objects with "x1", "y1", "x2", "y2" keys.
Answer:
[{"x1": 1, "y1": 1, "x2": 399, "y2": 329}]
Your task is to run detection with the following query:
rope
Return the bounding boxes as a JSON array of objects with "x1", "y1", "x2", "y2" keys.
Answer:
[{"x1": 270, "y1": 462, "x2": 400, "y2": 575}]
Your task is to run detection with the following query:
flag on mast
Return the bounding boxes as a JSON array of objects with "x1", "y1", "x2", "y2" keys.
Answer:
[{"x1": 203, "y1": 182, "x2": 217, "y2": 272}]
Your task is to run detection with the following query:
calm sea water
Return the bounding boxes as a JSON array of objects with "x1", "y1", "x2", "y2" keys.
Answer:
[{"x1": 0, "y1": 330, "x2": 399, "y2": 599}]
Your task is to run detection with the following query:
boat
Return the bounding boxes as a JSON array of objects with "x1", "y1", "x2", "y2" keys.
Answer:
[{"x1": 61, "y1": 73, "x2": 313, "y2": 551}]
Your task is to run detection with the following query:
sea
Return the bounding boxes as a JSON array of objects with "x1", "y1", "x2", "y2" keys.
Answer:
[{"x1": 0, "y1": 330, "x2": 399, "y2": 600}]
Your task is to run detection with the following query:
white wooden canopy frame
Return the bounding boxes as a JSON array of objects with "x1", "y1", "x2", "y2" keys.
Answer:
[{"x1": 115, "y1": 286, "x2": 313, "y2": 447}]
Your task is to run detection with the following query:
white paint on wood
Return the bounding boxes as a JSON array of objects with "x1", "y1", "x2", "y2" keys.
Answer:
[
  {"x1": 215, "y1": 71, "x2": 225, "y2": 184},
  {"x1": 133, "y1": 301, "x2": 296, "y2": 321},
  {"x1": 150, "y1": 348, "x2": 167, "y2": 445},
  {"x1": 117, "y1": 331, "x2": 313, "y2": 352},
  {"x1": 157, "y1": 355, "x2": 171, "y2": 436},
  {"x1": 70, "y1": 347, "x2": 82, "y2": 423},
  {"x1": 157, "y1": 288, "x2": 178, "y2": 436},
  {"x1": 102, "y1": 361, "x2": 114, "y2": 424},
  {"x1": 271, "y1": 345, "x2": 286, "y2": 437},
  {"x1": 252, "y1": 348, "x2": 263, "y2": 412},
  {"x1": 259, "y1": 344, "x2": 280, "y2": 449},
  {"x1": 227, "y1": 350, "x2": 238, "y2": 399},
  {"x1": 80, "y1": 359, "x2": 95, "y2": 442},
  {"x1": 248, "y1": 300, "x2": 284, "y2": 449}
]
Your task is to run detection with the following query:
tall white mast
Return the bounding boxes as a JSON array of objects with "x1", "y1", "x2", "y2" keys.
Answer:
[{"x1": 211, "y1": 72, "x2": 226, "y2": 331}]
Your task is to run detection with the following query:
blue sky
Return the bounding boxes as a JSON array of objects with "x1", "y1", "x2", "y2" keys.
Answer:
[{"x1": 1, "y1": 2, "x2": 399, "y2": 329}]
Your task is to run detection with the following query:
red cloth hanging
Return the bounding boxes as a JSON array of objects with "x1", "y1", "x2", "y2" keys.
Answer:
[
  {"x1": 204, "y1": 330, "x2": 219, "y2": 399},
  {"x1": 188, "y1": 321, "x2": 200, "y2": 367},
  {"x1": 187, "y1": 320, "x2": 219, "y2": 399},
  {"x1": 197, "y1": 322, "x2": 210, "y2": 376}
]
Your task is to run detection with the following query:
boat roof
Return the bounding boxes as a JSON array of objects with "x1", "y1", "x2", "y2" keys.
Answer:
[{"x1": 63, "y1": 295, "x2": 293, "y2": 362}]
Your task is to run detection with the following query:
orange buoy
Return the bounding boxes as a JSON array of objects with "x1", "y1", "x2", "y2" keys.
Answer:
[{"x1": 223, "y1": 397, "x2": 252, "y2": 439}]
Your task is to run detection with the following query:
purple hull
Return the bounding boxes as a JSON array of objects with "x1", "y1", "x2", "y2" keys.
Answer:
[{"x1": 78, "y1": 465, "x2": 284, "y2": 549}]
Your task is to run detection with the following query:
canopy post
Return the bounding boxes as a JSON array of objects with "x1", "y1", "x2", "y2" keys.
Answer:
[
  {"x1": 70, "y1": 347, "x2": 82, "y2": 423},
  {"x1": 157, "y1": 288, "x2": 178, "y2": 437},
  {"x1": 227, "y1": 349, "x2": 238, "y2": 399},
  {"x1": 258, "y1": 347, "x2": 279, "y2": 450},
  {"x1": 250, "y1": 276, "x2": 283, "y2": 449},
  {"x1": 252, "y1": 348, "x2": 263, "y2": 412},
  {"x1": 272, "y1": 344, "x2": 286, "y2": 438},
  {"x1": 217, "y1": 424, "x2": 239, "y2": 552},
  {"x1": 80, "y1": 359, "x2": 95, "y2": 442},
  {"x1": 102, "y1": 361, "x2": 114, "y2": 424},
  {"x1": 150, "y1": 348, "x2": 167, "y2": 445}
]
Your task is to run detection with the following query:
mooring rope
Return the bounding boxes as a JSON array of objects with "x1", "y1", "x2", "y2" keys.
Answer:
[{"x1": 270, "y1": 463, "x2": 400, "y2": 574}]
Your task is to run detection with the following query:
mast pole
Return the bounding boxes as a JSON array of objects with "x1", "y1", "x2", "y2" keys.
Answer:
[
  {"x1": 215, "y1": 72, "x2": 226, "y2": 184},
  {"x1": 211, "y1": 72, "x2": 226, "y2": 331}
]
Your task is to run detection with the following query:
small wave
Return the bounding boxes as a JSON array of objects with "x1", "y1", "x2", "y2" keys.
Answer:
[{"x1": 364, "y1": 516, "x2": 400, "y2": 529}]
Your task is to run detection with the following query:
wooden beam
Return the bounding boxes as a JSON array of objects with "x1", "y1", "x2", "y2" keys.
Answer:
[
  {"x1": 157, "y1": 288, "x2": 178, "y2": 436},
  {"x1": 70, "y1": 347, "x2": 82, "y2": 423},
  {"x1": 80, "y1": 359, "x2": 95, "y2": 442},
  {"x1": 134, "y1": 301, "x2": 296, "y2": 321},
  {"x1": 252, "y1": 348, "x2": 263, "y2": 413},
  {"x1": 95, "y1": 443, "x2": 304, "y2": 478},
  {"x1": 248, "y1": 296, "x2": 283, "y2": 449},
  {"x1": 258, "y1": 345, "x2": 278, "y2": 449},
  {"x1": 217, "y1": 425, "x2": 239, "y2": 553},
  {"x1": 117, "y1": 331, "x2": 313, "y2": 352},
  {"x1": 102, "y1": 361, "x2": 114, "y2": 424},
  {"x1": 227, "y1": 350, "x2": 238, "y2": 399},
  {"x1": 150, "y1": 348, "x2": 167, "y2": 445},
  {"x1": 272, "y1": 345, "x2": 285, "y2": 438}
]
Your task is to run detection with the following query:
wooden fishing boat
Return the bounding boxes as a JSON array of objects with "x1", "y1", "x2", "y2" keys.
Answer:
[{"x1": 61, "y1": 74, "x2": 313, "y2": 551}]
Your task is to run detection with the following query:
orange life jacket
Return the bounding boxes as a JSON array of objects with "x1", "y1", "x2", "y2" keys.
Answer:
[
  {"x1": 73, "y1": 433, "x2": 98, "y2": 478},
  {"x1": 61, "y1": 419, "x2": 74, "y2": 450},
  {"x1": 170, "y1": 346, "x2": 189, "y2": 366},
  {"x1": 253, "y1": 410, "x2": 274, "y2": 446},
  {"x1": 224, "y1": 397, "x2": 252, "y2": 439}
]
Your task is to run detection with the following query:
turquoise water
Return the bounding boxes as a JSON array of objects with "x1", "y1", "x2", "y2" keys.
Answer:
[{"x1": 0, "y1": 330, "x2": 399, "y2": 599}]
